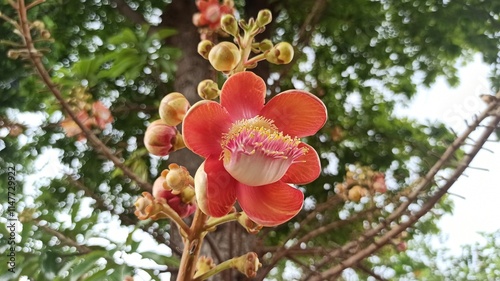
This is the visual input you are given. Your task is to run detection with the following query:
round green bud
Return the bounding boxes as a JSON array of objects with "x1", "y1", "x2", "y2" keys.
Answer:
[
  {"x1": 197, "y1": 79, "x2": 220, "y2": 100},
  {"x1": 256, "y1": 9, "x2": 272, "y2": 27},
  {"x1": 265, "y1": 42, "x2": 294, "y2": 64},
  {"x1": 198, "y1": 40, "x2": 215, "y2": 59},
  {"x1": 259, "y1": 39, "x2": 273, "y2": 52},
  {"x1": 208, "y1": 41, "x2": 241, "y2": 72},
  {"x1": 221, "y1": 14, "x2": 239, "y2": 36}
]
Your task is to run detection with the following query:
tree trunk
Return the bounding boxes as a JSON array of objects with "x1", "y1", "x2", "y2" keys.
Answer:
[{"x1": 161, "y1": 1, "x2": 258, "y2": 280}]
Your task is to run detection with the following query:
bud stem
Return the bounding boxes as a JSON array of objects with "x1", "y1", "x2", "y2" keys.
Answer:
[
  {"x1": 244, "y1": 52, "x2": 267, "y2": 67},
  {"x1": 204, "y1": 211, "x2": 242, "y2": 231}
]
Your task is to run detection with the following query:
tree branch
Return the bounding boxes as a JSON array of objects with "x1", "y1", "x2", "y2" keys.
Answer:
[
  {"x1": 16, "y1": 0, "x2": 152, "y2": 192},
  {"x1": 36, "y1": 220, "x2": 91, "y2": 254},
  {"x1": 312, "y1": 101, "x2": 500, "y2": 280}
]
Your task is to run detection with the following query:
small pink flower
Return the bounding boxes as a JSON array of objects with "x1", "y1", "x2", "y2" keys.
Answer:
[
  {"x1": 92, "y1": 101, "x2": 113, "y2": 129},
  {"x1": 193, "y1": 0, "x2": 234, "y2": 30},
  {"x1": 152, "y1": 176, "x2": 196, "y2": 218},
  {"x1": 372, "y1": 172, "x2": 387, "y2": 193},
  {"x1": 61, "y1": 111, "x2": 94, "y2": 140},
  {"x1": 183, "y1": 71, "x2": 327, "y2": 226}
]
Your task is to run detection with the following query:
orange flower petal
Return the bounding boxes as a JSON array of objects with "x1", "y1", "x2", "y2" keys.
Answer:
[
  {"x1": 195, "y1": 156, "x2": 237, "y2": 217},
  {"x1": 236, "y1": 181, "x2": 304, "y2": 226},
  {"x1": 183, "y1": 100, "x2": 232, "y2": 158},
  {"x1": 260, "y1": 90, "x2": 327, "y2": 138},
  {"x1": 220, "y1": 72, "x2": 266, "y2": 121},
  {"x1": 280, "y1": 142, "x2": 321, "y2": 185}
]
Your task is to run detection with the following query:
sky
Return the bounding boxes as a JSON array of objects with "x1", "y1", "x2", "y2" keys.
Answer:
[{"x1": 395, "y1": 53, "x2": 500, "y2": 254}]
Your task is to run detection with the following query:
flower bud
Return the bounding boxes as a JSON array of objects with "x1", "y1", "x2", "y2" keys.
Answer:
[
  {"x1": 197, "y1": 79, "x2": 220, "y2": 100},
  {"x1": 152, "y1": 177, "x2": 196, "y2": 218},
  {"x1": 234, "y1": 252, "x2": 262, "y2": 278},
  {"x1": 256, "y1": 9, "x2": 272, "y2": 27},
  {"x1": 144, "y1": 120, "x2": 179, "y2": 156},
  {"x1": 221, "y1": 14, "x2": 239, "y2": 36},
  {"x1": 159, "y1": 92, "x2": 190, "y2": 126},
  {"x1": 348, "y1": 185, "x2": 367, "y2": 202},
  {"x1": 208, "y1": 41, "x2": 240, "y2": 72},
  {"x1": 397, "y1": 241, "x2": 407, "y2": 252},
  {"x1": 164, "y1": 163, "x2": 193, "y2": 194},
  {"x1": 32, "y1": 20, "x2": 45, "y2": 30},
  {"x1": 134, "y1": 192, "x2": 155, "y2": 220},
  {"x1": 195, "y1": 256, "x2": 215, "y2": 278},
  {"x1": 372, "y1": 172, "x2": 387, "y2": 193},
  {"x1": 7, "y1": 50, "x2": 20, "y2": 59},
  {"x1": 265, "y1": 42, "x2": 294, "y2": 64},
  {"x1": 41, "y1": 30, "x2": 51, "y2": 39},
  {"x1": 237, "y1": 212, "x2": 263, "y2": 234},
  {"x1": 258, "y1": 39, "x2": 273, "y2": 52},
  {"x1": 198, "y1": 40, "x2": 215, "y2": 59}
]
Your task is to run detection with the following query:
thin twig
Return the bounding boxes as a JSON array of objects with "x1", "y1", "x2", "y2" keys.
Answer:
[{"x1": 312, "y1": 103, "x2": 500, "y2": 280}]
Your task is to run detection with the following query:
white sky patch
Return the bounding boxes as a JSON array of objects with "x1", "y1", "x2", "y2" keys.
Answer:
[{"x1": 396, "y1": 53, "x2": 500, "y2": 255}]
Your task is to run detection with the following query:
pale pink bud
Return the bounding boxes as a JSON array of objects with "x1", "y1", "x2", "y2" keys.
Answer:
[
  {"x1": 372, "y1": 172, "x2": 387, "y2": 193},
  {"x1": 144, "y1": 120, "x2": 179, "y2": 156}
]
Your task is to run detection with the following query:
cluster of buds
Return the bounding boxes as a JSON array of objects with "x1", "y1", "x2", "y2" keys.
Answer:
[
  {"x1": 197, "y1": 8, "x2": 294, "y2": 75},
  {"x1": 150, "y1": 165, "x2": 196, "y2": 218},
  {"x1": 61, "y1": 100, "x2": 114, "y2": 141},
  {"x1": 144, "y1": 92, "x2": 190, "y2": 156},
  {"x1": 6, "y1": 18, "x2": 52, "y2": 60},
  {"x1": 135, "y1": 164, "x2": 197, "y2": 221},
  {"x1": 335, "y1": 166, "x2": 388, "y2": 202}
]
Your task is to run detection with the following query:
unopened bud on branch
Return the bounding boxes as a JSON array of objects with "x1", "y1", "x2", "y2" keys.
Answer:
[
  {"x1": 265, "y1": 42, "x2": 294, "y2": 64},
  {"x1": 144, "y1": 120, "x2": 182, "y2": 156},
  {"x1": 198, "y1": 40, "x2": 215, "y2": 59},
  {"x1": 256, "y1": 9, "x2": 272, "y2": 27},
  {"x1": 159, "y1": 92, "x2": 190, "y2": 126},
  {"x1": 221, "y1": 14, "x2": 239, "y2": 36},
  {"x1": 234, "y1": 252, "x2": 262, "y2": 278},
  {"x1": 197, "y1": 79, "x2": 220, "y2": 100},
  {"x1": 208, "y1": 41, "x2": 240, "y2": 72}
]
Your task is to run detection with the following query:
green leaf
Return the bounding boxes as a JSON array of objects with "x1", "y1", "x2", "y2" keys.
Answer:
[
  {"x1": 58, "y1": 250, "x2": 107, "y2": 281},
  {"x1": 41, "y1": 251, "x2": 60, "y2": 279},
  {"x1": 151, "y1": 28, "x2": 177, "y2": 41},
  {"x1": 140, "y1": 251, "x2": 180, "y2": 267},
  {"x1": 108, "y1": 28, "x2": 139, "y2": 45}
]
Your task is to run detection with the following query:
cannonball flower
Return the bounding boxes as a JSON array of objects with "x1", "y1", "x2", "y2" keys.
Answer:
[
  {"x1": 92, "y1": 101, "x2": 114, "y2": 129},
  {"x1": 372, "y1": 172, "x2": 387, "y2": 193},
  {"x1": 183, "y1": 71, "x2": 327, "y2": 226},
  {"x1": 193, "y1": 0, "x2": 234, "y2": 30},
  {"x1": 61, "y1": 111, "x2": 94, "y2": 140}
]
